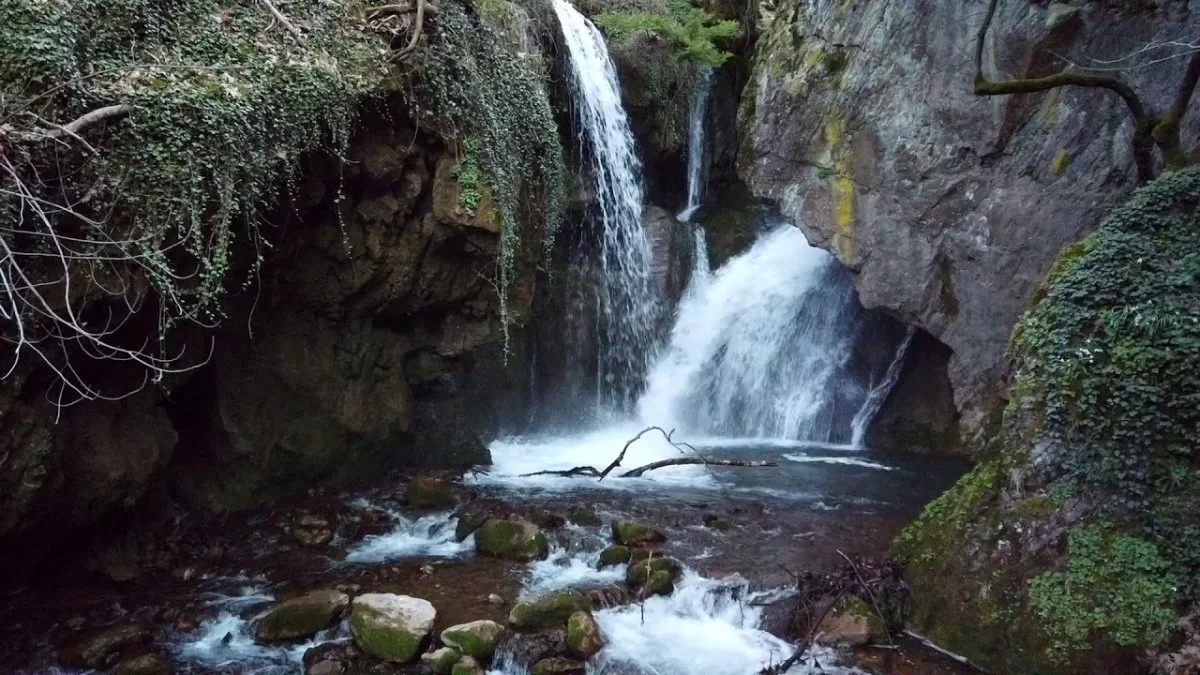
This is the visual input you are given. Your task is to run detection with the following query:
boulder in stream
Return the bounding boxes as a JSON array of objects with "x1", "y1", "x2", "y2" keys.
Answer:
[
  {"x1": 567, "y1": 506, "x2": 601, "y2": 527},
  {"x1": 349, "y1": 593, "x2": 436, "y2": 662},
  {"x1": 422, "y1": 646, "x2": 462, "y2": 674},
  {"x1": 626, "y1": 556, "x2": 682, "y2": 587},
  {"x1": 440, "y1": 619, "x2": 506, "y2": 658},
  {"x1": 289, "y1": 509, "x2": 336, "y2": 547},
  {"x1": 566, "y1": 611, "x2": 603, "y2": 659},
  {"x1": 815, "y1": 595, "x2": 884, "y2": 647},
  {"x1": 405, "y1": 476, "x2": 457, "y2": 509},
  {"x1": 611, "y1": 521, "x2": 665, "y2": 546},
  {"x1": 114, "y1": 653, "x2": 168, "y2": 675},
  {"x1": 598, "y1": 545, "x2": 631, "y2": 568},
  {"x1": 256, "y1": 589, "x2": 350, "y2": 642},
  {"x1": 475, "y1": 517, "x2": 549, "y2": 561},
  {"x1": 509, "y1": 590, "x2": 591, "y2": 629},
  {"x1": 454, "y1": 498, "x2": 504, "y2": 541},
  {"x1": 451, "y1": 655, "x2": 486, "y2": 675},
  {"x1": 531, "y1": 656, "x2": 587, "y2": 675},
  {"x1": 62, "y1": 623, "x2": 151, "y2": 668}
]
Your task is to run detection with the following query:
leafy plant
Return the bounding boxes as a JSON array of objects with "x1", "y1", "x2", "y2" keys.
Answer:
[{"x1": 594, "y1": 0, "x2": 739, "y2": 67}]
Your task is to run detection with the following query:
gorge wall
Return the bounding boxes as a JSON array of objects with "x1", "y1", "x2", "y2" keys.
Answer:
[{"x1": 738, "y1": 0, "x2": 1200, "y2": 449}]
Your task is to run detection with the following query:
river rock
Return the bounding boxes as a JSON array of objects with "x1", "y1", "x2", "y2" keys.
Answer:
[
  {"x1": 626, "y1": 556, "x2": 682, "y2": 587},
  {"x1": 531, "y1": 657, "x2": 587, "y2": 675},
  {"x1": 440, "y1": 619, "x2": 506, "y2": 658},
  {"x1": 643, "y1": 570, "x2": 674, "y2": 596},
  {"x1": 451, "y1": 655, "x2": 486, "y2": 675},
  {"x1": 454, "y1": 498, "x2": 504, "y2": 541},
  {"x1": 114, "y1": 653, "x2": 168, "y2": 675},
  {"x1": 256, "y1": 590, "x2": 350, "y2": 642},
  {"x1": 598, "y1": 545, "x2": 631, "y2": 568},
  {"x1": 422, "y1": 646, "x2": 462, "y2": 674},
  {"x1": 566, "y1": 506, "x2": 601, "y2": 527},
  {"x1": 611, "y1": 521, "x2": 665, "y2": 546},
  {"x1": 509, "y1": 590, "x2": 591, "y2": 629},
  {"x1": 475, "y1": 517, "x2": 549, "y2": 561},
  {"x1": 289, "y1": 509, "x2": 335, "y2": 547},
  {"x1": 405, "y1": 476, "x2": 457, "y2": 509},
  {"x1": 703, "y1": 514, "x2": 731, "y2": 531},
  {"x1": 349, "y1": 593, "x2": 436, "y2": 662},
  {"x1": 498, "y1": 629, "x2": 568, "y2": 665},
  {"x1": 526, "y1": 507, "x2": 566, "y2": 530},
  {"x1": 565, "y1": 611, "x2": 603, "y2": 659},
  {"x1": 63, "y1": 623, "x2": 151, "y2": 668},
  {"x1": 815, "y1": 596, "x2": 883, "y2": 647},
  {"x1": 306, "y1": 660, "x2": 346, "y2": 675}
]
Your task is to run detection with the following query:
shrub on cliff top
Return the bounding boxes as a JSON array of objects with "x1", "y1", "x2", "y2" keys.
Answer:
[{"x1": 594, "y1": 0, "x2": 739, "y2": 68}]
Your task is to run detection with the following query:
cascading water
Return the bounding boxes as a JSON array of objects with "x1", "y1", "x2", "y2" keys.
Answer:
[
  {"x1": 553, "y1": 0, "x2": 657, "y2": 411},
  {"x1": 638, "y1": 222, "x2": 896, "y2": 443},
  {"x1": 678, "y1": 69, "x2": 713, "y2": 223},
  {"x1": 849, "y1": 326, "x2": 917, "y2": 446}
]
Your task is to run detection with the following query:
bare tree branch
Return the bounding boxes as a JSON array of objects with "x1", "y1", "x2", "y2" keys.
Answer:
[
  {"x1": 258, "y1": 0, "x2": 304, "y2": 38},
  {"x1": 598, "y1": 425, "x2": 668, "y2": 480},
  {"x1": 619, "y1": 457, "x2": 777, "y2": 478}
]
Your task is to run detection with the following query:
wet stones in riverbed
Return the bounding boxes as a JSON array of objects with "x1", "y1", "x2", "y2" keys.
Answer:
[
  {"x1": 598, "y1": 544, "x2": 631, "y2": 568},
  {"x1": 422, "y1": 646, "x2": 462, "y2": 673},
  {"x1": 349, "y1": 593, "x2": 436, "y2": 662},
  {"x1": 113, "y1": 653, "x2": 168, "y2": 675},
  {"x1": 474, "y1": 517, "x2": 549, "y2": 561},
  {"x1": 255, "y1": 589, "x2": 349, "y2": 642},
  {"x1": 62, "y1": 622, "x2": 151, "y2": 669},
  {"x1": 565, "y1": 611, "x2": 603, "y2": 659},
  {"x1": 509, "y1": 590, "x2": 592, "y2": 629},
  {"x1": 454, "y1": 498, "x2": 505, "y2": 541},
  {"x1": 611, "y1": 521, "x2": 665, "y2": 546},
  {"x1": 288, "y1": 508, "x2": 336, "y2": 547},
  {"x1": 814, "y1": 595, "x2": 886, "y2": 647},
  {"x1": 626, "y1": 556, "x2": 683, "y2": 597},
  {"x1": 405, "y1": 476, "x2": 458, "y2": 510},
  {"x1": 440, "y1": 619, "x2": 506, "y2": 659},
  {"x1": 531, "y1": 656, "x2": 587, "y2": 674},
  {"x1": 567, "y1": 506, "x2": 601, "y2": 527},
  {"x1": 451, "y1": 655, "x2": 485, "y2": 675}
]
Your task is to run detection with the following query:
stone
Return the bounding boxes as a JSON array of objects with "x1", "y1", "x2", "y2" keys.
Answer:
[
  {"x1": 307, "y1": 660, "x2": 346, "y2": 675},
  {"x1": 114, "y1": 654, "x2": 168, "y2": 675},
  {"x1": 643, "y1": 570, "x2": 675, "y2": 597},
  {"x1": 454, "y1": 498, "x2": 504, "y2": 541},
  {"x1": 703, "y1": 515, "x2": 731, "y2": 531},
  {"x1": 597, "y1": 545, "x2": 631, "y2": 568},
  {"x1": 500, "y1": 629, "x2": 568, "y2": 665},
  {"x1": 487, "y1": 593, "x2": 505, "y2": 605},
  {"x1": 431, "y1": 154, "x2": 499, "y2": 232},
  {"x1": 290, "y1": 509, "x2": 335, "y2": 547},
  {"x1": 566, "y1": 507, "x2": 601, "y2": 527},
  {"x1": 256, "y1": 590, "x2": 350, "y2": 642},
  {"x1": 349, "y1": 593, "x2": 437, "y2": 662},
  {"x1": 625, "y1": 556, "x2": 683, "y2": 588},
  {"x1": 475, "y1": 517, "x2": 549, "y2": 561},
  {"x1": 508, "y1": 590, "x2": 592, "y2": 629},
  {"x1": 422, "y1": 646, "x2": 462, "y2": 674},
  {"x1": 611, "y1": 521, "x2": 665, "y2": 546},
  {"x1": 451, "y1": 655, "x2": 486, "y2": 675},
  {"x1": 63, "y1": 623, "x2": 151, "y2": 668},
  {"x1": 526, "y1": 507, "x2": 566, "y2": 530},
  {"x1": 440, "y1": 619, "x2": 506, "y2": 659},
  {"x1": 565, "y1": 611, "x2": 603, "y2": 659},
  {"x1": 531, "y1": 657, "x2": 587, "y2": 675},
  {"x1": 405, "y1": 476, "x2": 457, "y2": 509}
]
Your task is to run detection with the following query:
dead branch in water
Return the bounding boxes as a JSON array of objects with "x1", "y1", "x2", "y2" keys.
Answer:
[{"x1": 517, "y1": 426, "x2": 775, "y2": 479}]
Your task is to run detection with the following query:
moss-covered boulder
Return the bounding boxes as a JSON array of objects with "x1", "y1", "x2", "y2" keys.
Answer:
[
  {"x1": 440, "y1": 620, "x2": 506, "y2": 659},
  {"x1": 626, "y1": 556, "x2": 682, "y2": 587},
  {"x1": 814, "y1": 596, "x2": 884, "y2": 647},
  {"x1": 475, "y1": 517, "x2": 549, "y2": 561},
  {"x1": 454, "y1": 498, "x2": 504, "y2": 542},
  {"x1": 405, "y1": 476, "x2": 457, "y2": 510},
  {"x1": 422, "y1": 646, "x2": 462, "y2": 674},
  {"x1": 450, "y1": 655, "x2": 485, "y2": 675},
  {"x1": 567, "y1": 506, "x2": 601, "y2": 527},
  {"x1": 114, "y1": 654, "x2": 168, "y2": 675},
  {"x1": 598, "y1": 545, "x2": 631, "y2": 568},
  {"x1": 349, "y1": 593, "x2": 437, "y2": 662},
  {"x1": 256, "y1": 590, "x2": 350, "y2": 642},
  {"x1": 892, "y1": 170, "x2": 1200, "y2": 674},
  {"x1": 611, "y1": 521, "x2": 665, "y2": 546},
  {"x1": 508, "y1": 590, "x2": 592, "y2": 629},
  {"x1": 531, "y1": 657, "x2": 586, "y2": 675},
  {"x1": 566, "y1": 611, "x2": 604, "y2": 659},
  {"x1": 62, "y1": 624, "x2": 150, "y2": 668}
]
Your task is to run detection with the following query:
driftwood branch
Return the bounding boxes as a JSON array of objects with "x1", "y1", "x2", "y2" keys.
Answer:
[
  {"x1": 258, "y1": 0, "x2": 304, "y2": 38},
  {"x1": 760, "y1": 590, "x2": 846, "y2": 674},
  {"x1": 519, "y1": 465, "x2": 601, "y2": 478},
  {"x1": 36, "y1": 105, "x2": 133, "y2": 144},
  {"x1": 619, "y1": 458, "x2": 777, "y2": 478},
  {"x1": 598, "y1": 426, "x2": 668, "y2": 480},
  {"x1": 393, "y1": 0, "x2": 431, "y2": 60}
]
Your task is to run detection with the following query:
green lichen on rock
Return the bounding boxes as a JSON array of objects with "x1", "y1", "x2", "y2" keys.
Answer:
[
  {"x1": 598, "y1": 545, "x2": 632, "y2": 567},
  {"x1": 625, "y1": 555, "x2": 682, "y2": 586},
  {"x1": 255, "y1": 590, "x2": 349, "y2": 642},
  {"x1": 405, "y1": 476, "x2": 457, "y2": 510},
  {"x1": 893, "y1": 168, "x2": 1200, "y2": 673},
  {"x1": 422, "y1": 647, "x2": 462, "y2": 674},
  {"x1": 440, "y1": 620, "x2": 506, "y2": 659},
  {"x1": 566, "y1": 611, "x2": 604, "y2": 658},
  {"x1": 474, "y1": 517, "x2": 549, "y2": 561},
  {"x1": 508, "y1": 590, "x2": 592, "y2": 628},
  {"x1": 611, "y1": 520, "x2": 665, "y2": 546},
  {"x1": 349, "y1": 594, "x2": 436, "y2": 662}
]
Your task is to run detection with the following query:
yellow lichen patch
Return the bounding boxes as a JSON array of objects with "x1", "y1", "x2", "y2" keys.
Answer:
[
  {"x1": 1050, "y1": 149, "x2": 1070, "y2": 177},
  {"x1": 822, "y1": 112, "x2": 855, "y2": 259},
  {"x1": 1037, "y1": 87, "x2": 1065, "y2": 128}
]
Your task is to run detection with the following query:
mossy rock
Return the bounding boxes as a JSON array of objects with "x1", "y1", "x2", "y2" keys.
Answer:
[
  {"x1": 565, "y1": 611, "x2": 604, "y2": 659},
  {"x1": 508, "y1": 590, "x2": 592, "y2": 629},
  {"x1": 475, "y1": 517, "x2": 549, "y2": 561},
  {"x1": 815, "y1": 596, "x2": 884, "y2": 647},
  {"x1": 454, "y1": 498, "x2": 504, "y2": 542},
  {"x1": 643, "y1": 570, "x2": 675, "y2": 596},
  {"x1": 440, "y1": 619, "x2": 506, "y2": 659},
  {"x1": 114, "y1": 654, "x2": 168, "y2": 675},
  {"x1": 450, "y1": 655, "x2": 485, "y2": 675},
  {"x1": 598, "y1": 545, "x2": 631, "y2": 568},
  {"x1": 611, "y1": 521, "x2": 665, "y2": 546},
  {"x1": 703, "y1": 514, "x2": 731, "y2": 531},
  {"x1": 567, "y1": 506, "x2": 601, "y2": 527},
  {"x1": 255, "y1": 590, "x2": 349, "y2": 642},
  {"x1": 405, "y1": 476, "x2": 457, "y2": 510},
  {"x1": 531, "y1": 657, "x2": 586, "y2": 675},
  {"x1": 422, "y1": 647, "x2": 462, "y2": 674},
  {"x1": 626, "y1": 556, "x2": 682, "y2": 587},
  {"x1": 349, "y1": 593, "x2": 437, "y2": 662},
  {"x1": 526, "y1": 507, "x2": 566, "y2": 530}
]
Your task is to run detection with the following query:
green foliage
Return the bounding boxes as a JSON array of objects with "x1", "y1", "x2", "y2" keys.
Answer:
[
  {"x1": 893, "y1": 460, "x2": 1003, "y2": 564},
  {"x1": 0, "y1": 0, "x2": 389, "y2": 324},
  {"x1": 594, "y1": 0, "x2": 739, "y2": 67},
  {"x1": 454, "y1": 141, "x2": 484, "y2": 214},
  {"x1": 406, "y1": 0, "x2": 566, "y2": 326},
  {"x1": 1029, "y1": 524, "x2": 1176, "y2": 660}
]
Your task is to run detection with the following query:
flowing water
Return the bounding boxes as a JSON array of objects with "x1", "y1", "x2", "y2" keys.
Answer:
[
  {"x1": 553, "y1": 0, "x2": 658, "y2": 411},
  {"x1": 850, "y1": 326, "x2": 917, "y2": 447},
  {"x1": 678, "y1": 70, "x2": 713, "y2": 223}
]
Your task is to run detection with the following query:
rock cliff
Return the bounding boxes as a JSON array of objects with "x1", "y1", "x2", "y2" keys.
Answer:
[{"x1": 738, "y1": 0, "x2": 1200, "y2": 449}]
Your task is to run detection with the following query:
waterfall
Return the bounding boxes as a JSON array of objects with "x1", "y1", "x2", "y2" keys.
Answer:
[
  {"x1": 691, "y1": 227, "x2": 710, "y2": 285},
  {"x1": 678, "y1": 70, "x2": 713, "y2": 223},
  {"x1": 552, "y1": 0, "x2": 657, "y2": 411},
  {"x1": 849, "y1": 325, "x2": 916, "y2": 446},
  {"x1": 638, "y1": 223, "x2": 891, "y2": 443}
]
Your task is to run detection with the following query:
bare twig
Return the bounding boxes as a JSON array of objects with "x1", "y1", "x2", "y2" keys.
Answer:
[
  {"x1": 598, "y1": 425, "x2": 667, "y2": 480},
  {"x1": 46, "y1": 105, "x2": 132, "y2": 140},
  {"x1": 760, "y1": 590, "x2": 846, "y2": 674},
  {"x1": 836, "y1": 549, "x2": 896, "y2": 650},
  {"x1": 258, "y1": 0, "x2": 304, "y2": 38}
]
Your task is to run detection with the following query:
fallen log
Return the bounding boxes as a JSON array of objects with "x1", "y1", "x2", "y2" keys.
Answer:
[{"x1": 619, "y1": 457, "x2": 778, "y2": 478}]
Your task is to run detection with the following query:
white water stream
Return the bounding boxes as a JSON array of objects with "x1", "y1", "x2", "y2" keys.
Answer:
[{"x1": 678, "y1": 69, "x2": 713, "y2": 223}]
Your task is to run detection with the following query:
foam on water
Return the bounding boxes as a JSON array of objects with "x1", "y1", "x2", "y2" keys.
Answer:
[
  {"x1": 175, "y1": 611, "x2": 340, "y2": 673},
  {"x1": 522, "y1": 542, "x2": 627, "y2": 598},
  {"x1": 344, "y1": 511, "x2": 473, "y2": 563},
  {"x1": 781, "y1": 453, "x2": 897, "y2": 472}
]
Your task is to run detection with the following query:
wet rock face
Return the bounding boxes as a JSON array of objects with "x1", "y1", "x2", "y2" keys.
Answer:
[
  {"x1": 255, "y1": 589, "x2": 350, "y2": 642},
  {"x1": 739, "y1": 0, "x2": 1200, "y2": 450},
  {"x1": 350, "y1": 593, "x2": 438, "y2": 662}
]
